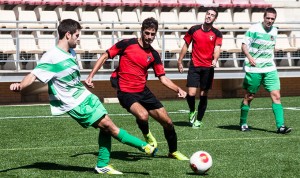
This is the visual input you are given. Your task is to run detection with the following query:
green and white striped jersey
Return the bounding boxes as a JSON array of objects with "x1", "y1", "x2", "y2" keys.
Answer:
[
  {"x1": 243, "y1": 23, "x2": 278, "y2": 73},
  {"x1": 31, "y1": 46, "x2": 91, "y2": 115}
]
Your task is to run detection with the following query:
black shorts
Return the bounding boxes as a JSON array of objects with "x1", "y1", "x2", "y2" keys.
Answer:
[
  {"x1": 110, "y1": 76, "x2": 119, "y2": 89},
  {"x1": 117, "y1": 87, "x2": 164, "y2": 112},
  {"x1": 187, "y1": 66, "x2": 214, "y2": 90}
]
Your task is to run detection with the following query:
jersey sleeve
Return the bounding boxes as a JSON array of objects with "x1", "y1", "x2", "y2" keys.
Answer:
[
  {"x1": 106, "y1": 43, "x2": 120, "y2": 59},
  {"x1": 243, "y1": 25, "x2": 255, "y2": 47},
  {"x1": 183, "y1": 27, "x2": 193, "y2": 46},
  {"x1": 107, "y1": 39, "x2": 132, "y2": 59},
  {"x1": 212, "y1": 28, "x2": 223, "y2": 46},
  {"x1": 215, "y1": 34, "x2": 223, "y2": 46},
  {"x1": 31, "y1": 53, "x2": 55, "y2": 83},
  {"x1": 151, "y1": 50, "x2": 165, "y2": 77}
]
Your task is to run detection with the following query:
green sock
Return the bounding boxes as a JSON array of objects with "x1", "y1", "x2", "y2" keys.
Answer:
[
  {"x1": 272, "y1": 103, "x2": 284, "y2": 128},
  {"x1": 97, "y1": 130, "x2": 111, "y2": 168},
  {"x1": 116, "y1": 128, "x2": 148, "y2": 152},
  {"x1": 240, "y1": 102, "x2": 250, "y2": 126}
]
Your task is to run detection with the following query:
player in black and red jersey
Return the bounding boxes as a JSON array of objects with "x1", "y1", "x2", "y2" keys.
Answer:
[
  {"x1": 177, "y1": 7, "x2": 223, "y2": 128},
  {"x1": 85, "y1": 17, "x2": 189, "y2": 160}
]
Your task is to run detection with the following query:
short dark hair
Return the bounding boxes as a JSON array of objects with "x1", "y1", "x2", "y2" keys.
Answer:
[
  {"x1": 264, "y1": 8, "x2": 277, "y2": 18},
  {"x1": 58, "y1": 19, "x2": 82, "y2": 40},
  {"x1": 206, "y1": 7, "x2": 218, "y2": 18},
  {"x1": 141, "y1": 17, "x2": 158, "y2": 32}
]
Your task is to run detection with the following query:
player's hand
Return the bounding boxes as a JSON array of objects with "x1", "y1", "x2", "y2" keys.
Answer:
[
  {"x1": 10, "y1": 83, "x2": 21, "y2": 92},
  {"x1": 177, "y1": 62, "x2": 184, "y2": 73},
  {"x1": 211, "y1": 59, "x2": 217, "y2": 68},
  {"x1": 85, "y1": 77, "x2": 94, "y2": 88},
  {"x1": 249, "y1": 57, "x2": 256, "y2": 66},
  {"x1": 177, "y1": 88, "x2": 187, "y2": 98}
]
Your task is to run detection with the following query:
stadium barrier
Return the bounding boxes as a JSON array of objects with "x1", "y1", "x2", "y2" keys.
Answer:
[{"x1": 1, "y1": 1, "x2": 300, "y2": 103}]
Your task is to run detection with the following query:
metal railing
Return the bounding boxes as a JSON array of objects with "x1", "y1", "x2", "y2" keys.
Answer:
[{"x1": 0, "y1": 21, "x2": 300, "y2": 81}]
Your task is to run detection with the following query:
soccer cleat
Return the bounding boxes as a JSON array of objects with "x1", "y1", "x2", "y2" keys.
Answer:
[
  {"x1": 188, "y1": 111, "x2": 196, "y2": 126},
  {"x1": 277, "y1": 126, "x2": 292, "y2": 134},
  {"x1": 168, "y1": 151, "x2": 189, "y2": 160},
  {"x1": 143, "y1": 144, "x2": 158, "y2": 156},
  {"x1": 192, "y1": 120, "x2": 202, "y2": 129},
  {"x1": 94, "y1": 165, "x2": 123, "y2": 175},
  {"x1": 240, "y1": 124, "x2": 251, "y2": 132},
  {"x1": 143, "y1": 130, "x2": 158, "y2": 148}
]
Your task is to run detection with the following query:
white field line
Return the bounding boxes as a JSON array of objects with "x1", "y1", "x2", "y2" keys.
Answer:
[
  {"x1": 1, "y1": 104, "x2": 49, "y2": 107},
  {"x1": 1, "y1": 136, "x2": 299, "y2": 152},
  {"x1": 1, "y1": 107, "x2": 300, "y2": 120}
]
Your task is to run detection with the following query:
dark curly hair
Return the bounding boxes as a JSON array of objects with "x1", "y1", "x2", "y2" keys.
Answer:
[
  {"x1": 141, "y1": 17, "x2": 158, "y2": 32},
  {"x1": 58, "y1": 19, "x2": 82, "y2": 40}
]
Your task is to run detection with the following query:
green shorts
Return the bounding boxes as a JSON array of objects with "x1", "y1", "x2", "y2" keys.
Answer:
[
  {"x1": 67, "y1": 94, "x2": 108, "y2": 128},
  {"x1": 242, "y1": 70, "x2": 280, "y2": 94}
]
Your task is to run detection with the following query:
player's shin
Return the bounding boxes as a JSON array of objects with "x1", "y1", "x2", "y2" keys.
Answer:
[
  {"x1": 240, "y1": 102, "x2": 250, "y2": 126},
  {"x1": 272, "y1": 103, "x2": 284, "y2": 128},
  {"x1": 115, "y1": 128, "x2": 148, "y2": 151},
  {"x1": 164, "y1": 126, "x2": 177, "y2": 153},
  {"x1": 197, "y1": 96, "x2": 208, "y2": 121},
  {"x1": 186, "y1": 95, "x2": 196, "y2": 112},
  {"x1": 97, "y1": 130, "x2": 111, "y2": 168}
]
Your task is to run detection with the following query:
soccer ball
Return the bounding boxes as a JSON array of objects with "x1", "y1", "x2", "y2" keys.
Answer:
[{"x1": 190, "y1": 151, "x2": 213, "y2": 174}]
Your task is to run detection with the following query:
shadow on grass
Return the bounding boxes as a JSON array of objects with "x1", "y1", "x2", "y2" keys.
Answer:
[
  {"x1": 217, "y1": 125, "x2": 276, "y2": 133},
  {"x1": 0, "y1": 151, "x2": 162, "y2": 175},
  {"x1": 0, "y1": 162, "x2": 150, "y2": 175},
  {"x1": 70, "y1": 150, "x2": 165, "y2": 161},
  {"x1": 0, "y1": 162, "x2": 93, "y2": 173},
  {"x1": 173, "y1": 121, "x2": 190, "y2": 127},
  {"x1": 186, "y1": 172, "x2": 209, "y2": 176}
]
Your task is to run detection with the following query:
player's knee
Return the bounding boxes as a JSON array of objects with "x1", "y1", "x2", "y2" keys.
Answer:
[
  {"x1": 274, "y1": 94, "x2": 280, "y2": 100},
  {"x1": 137, "y1": 111, "x2": 149, "y2": 121},
  {"x1": 200, "y1": 90, "x2": 208, "y2": 96},
  {"x1": 188, "y1": 90, "x2": 197, "y2": 96},
  {"x1": 246, "y1": 93, "x2": 255, "y2": 101},
  {"x1": 188, "y1": 93, "x2": 196, "y2": 98},
  {"x1": 271, "y1": 91, "x2": 281, "y2": 102}
]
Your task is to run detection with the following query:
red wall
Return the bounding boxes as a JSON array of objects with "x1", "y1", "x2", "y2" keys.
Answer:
[{"x1": 2, "y1": 77, "x2": 300, "y2": 105}]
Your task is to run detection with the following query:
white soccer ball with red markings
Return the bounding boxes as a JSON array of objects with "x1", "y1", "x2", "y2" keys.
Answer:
[{"x1": 190, "y1": 151, "x2": 212, "y2": 174}]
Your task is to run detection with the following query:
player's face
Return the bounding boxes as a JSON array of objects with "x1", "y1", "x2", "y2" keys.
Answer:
[
  {"x1": 204, "y1": 10, "x2": 217, "y2": 24},
  {"x1": 263, "y1": 12, "x2": 276, "y2": 29},
  {"x1": 67, "y1": 30, "x2": 80, "y2": 49},
  {"x1": 142, "y1": 28, "x2": 156, "y2": 46}
]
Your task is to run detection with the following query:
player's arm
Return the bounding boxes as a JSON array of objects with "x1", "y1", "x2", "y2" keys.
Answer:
[
  {"x1": 178, "y1": 28, "x2": 193, "y2": 73},
  {"x1": 212, "y1": 45, "x2": 221, "y2": 67},
  {"x1": 177, "y1": 42, "x2": 188, "y2": 73},
  {"x1": 158, "y1": 75, "x2": 187, "y2": 98},
  {"x1": 10, "y1": 73, "x2": 37, "y2": 92},
  {"x1": 85, "y1": 52, "x2": 109, "y2": 88},
  {"x1": 242, "y1": 43, "x2": 256, "y2": 66},
  {"x1": 177, "y1": 42, "x2": 189, "y2": 73}
]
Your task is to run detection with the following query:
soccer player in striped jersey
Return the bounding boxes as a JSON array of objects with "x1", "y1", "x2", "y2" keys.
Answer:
[
  {"x1": 177, "y1": 7, "x2": 222, "y2": 128},
  {"x1": 9, "y1": 19, "x2": 157, "y2": 175},
  {"x1": 239, "y1": 8, "x2": 292, "y2": 134}
]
